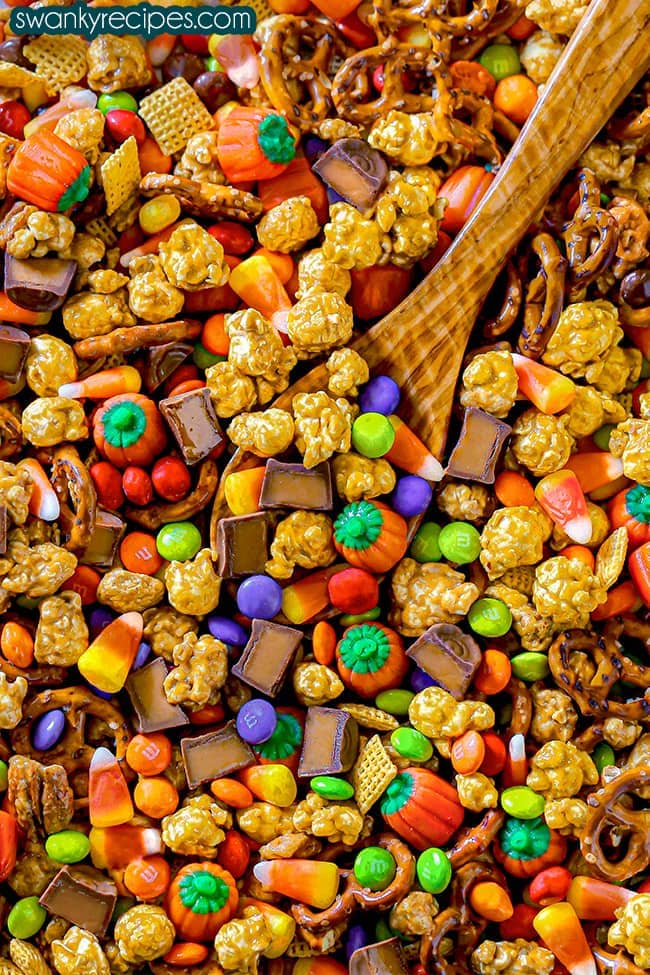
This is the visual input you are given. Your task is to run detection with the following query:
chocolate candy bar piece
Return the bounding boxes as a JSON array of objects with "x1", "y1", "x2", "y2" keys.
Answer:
[
  {"x1": 160, "y1": 386, "x2": 224, "y2": 466},
  {"x1": 406, "y1": 623, "x2": 481, "y2": 700},
  {"x1": 446, "y1": 407, "x2": 512, "y2": 485},
  {"x1": 79, "y1": 509, "x2": 125, "y2": 569},
  {"x1": 125, "y1": 657, "x2": 190, "y2": 734},
  {"x1": 0, "y1": 505, "x2": 6, "y2": 556},
  {"x1": 0, "y1": 325, "x2": 30, "y2": 383},
  {"x1": 181, "y1": 721, "x2": 255, "y2": 790},
  {"x1": 39, "y1": 866, "x2": 117, "y2": 937},
  {"x1": 143, "y1": 341, "x2": 193, "y2": 392},
  {"x1": 260, "y1": 459, "x2": 333, "y2": 511},
  {"x1": 232, "y1": 619, "x2": 303, "y2": 697},
  {"x1": 216, "y1": 512, "x2": 271, "y2": 579},
  {"x1": 350, "y1": 939, "x2": 409, "y2": 975},
  {"x1": 4, "y1": 254, "x2": 77, "y2": 311},
  {"x1": 313, "y1": 138, "x2": 388, "y2": 211},
  {"x1": 298, "y1": 706, "x2": 359, "y2": 778}
]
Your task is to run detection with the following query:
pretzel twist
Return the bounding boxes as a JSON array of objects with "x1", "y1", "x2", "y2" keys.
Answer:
[
  {"x1": 517, "y1": 232, "x2": 567, "y2": 358},
  {"x1": 581, "y1": 766, "x2": 650, "y2": 883},
  {"x1": 290, "y1": 834, "x2": 415, "y2": 932},
  {"x1": 447, "y1": 809, "x2": 506, "y2": 868},
  {"x1": 140, "y1": 174, "x2": 264, "y2": 222},
  {"x1": 561, "y1": 169, "x2": 619, "y2": 296},
  {"x1": 482, "y1": 259, "x2": 523, "y2": 338},
  {"x1": 50, "y1": 444, "x2": 97, "y2": 553}
]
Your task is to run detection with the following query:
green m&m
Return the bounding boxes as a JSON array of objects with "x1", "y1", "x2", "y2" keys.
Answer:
[
  {"x1": 592, "y1": 742, "x2": 616, "y2": 774},
  {"x1": 46, "y1": 829, "x2": 91, "y2": 864},
  {"x1": 156, "y1": 522, "x2": 202, "y2": 561},
  {"x1": 438, "y1": 522, "x2": 481, "y2": 564},
  {"x1": 354, "y1": 847, "x2": 397, "y2": 890},
  {"x1": 351, "y1": 413, "x2": 395, "y2": 458},
  {"x1": 479, "y1": 43, "x2": 521, "y2": 81},
  {"x1": 468, "y1": 597, "x2": 512, "y2": 637},
  {"x1": 391, "y1": 727, "x2": 433, "y2": 762},
  {"x1": 97, "y1": 91, "x2": 138, "y2": 114},
  {"x1": 501, "y1": 786, "x2": 545, "y2": 820},
  {"x1": 7, "y1": 896, "x2": 47, "y2": 938},
  {"x1": 375, "y1": 689, "x2": 414, "y2": 716},
  {"x1": 410, "y1": 522, "x2": 442, "y2": 562},
  {"x1": 310, "y1": 776, "x2": 354, "y2": 801},
  {"x1": 417, "y1": 848, "x2": 452, "y2": 894},
  {"x1": 511, "y1": 651, "x2": 549, "y2": 681}
]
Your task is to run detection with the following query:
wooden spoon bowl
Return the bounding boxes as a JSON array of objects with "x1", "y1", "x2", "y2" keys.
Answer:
[{"x1": 211, "y1": 0, "x2": 650, "y2": 546}]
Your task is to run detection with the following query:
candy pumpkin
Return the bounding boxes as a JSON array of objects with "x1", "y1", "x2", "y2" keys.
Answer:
[
  {"x1": 217, "y1": 107, "x2": 296, "y2": 183},
  {"x1": 608, "y1": 483, "x2": 650, "y2": 549},
  {"x1": 333, "y1": 500, "x2": 408, "y2": 574},
  {"x1": 336, "y1": 623, "x2": 407, "y2": 699},
  {"x1": 493, "y1": 816, "x2": 567, "y2": 878},
  {"x1": 253, "y1": 707, "x2": 304, "y2": 774},
  {"x1": 380, "y1": 768, "x2": 464, "y2": 849},
  {"x1": 93, "y1": 393, "x2": 167, "y2": 469},
  {"x1": 166, "y1": 862, "x2": 238, "y2": 941},
  {"x1": 7, "y1": 129, "x2": 91, "y2": 212}
]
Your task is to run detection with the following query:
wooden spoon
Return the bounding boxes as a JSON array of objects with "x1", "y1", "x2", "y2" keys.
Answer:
[{"x1": 211, "y1": 0, "x2": 650, "y2": 544}]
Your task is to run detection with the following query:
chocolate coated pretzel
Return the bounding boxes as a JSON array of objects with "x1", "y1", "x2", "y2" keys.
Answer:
[
  {"x1": 581, "y1": 766, "x2": 650, "y2": 882},
  {"x1": 517, "y1": 233, "x2": 567, "y2": 358},
  {"x1": 561, "y1": 168, "x2": 619, "y2": 296},
  {"x1": 51, "y1": 444, "x2": 97, "y2": 553}
]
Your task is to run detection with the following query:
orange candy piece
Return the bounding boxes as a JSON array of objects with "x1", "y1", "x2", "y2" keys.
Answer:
[
  {"x1": 473, "y1": 649, "x2": 511, "y2": 695},
  {"x1": 163, "y1": 943, "x2": 210, "y2": 967},
  {"x1": 1, "y1": 622, "x2": 34, "y2": 669},
  {"x1": 253, "y1": 859, "x2": 339, "y2": 909},
  {"x1": 126, "y1": 733, "x2": 172, "y2": 776},
  {"x1": 224, "y1": 467, "x2": 265, "y2": 515},
  {"x1": 511, "y1": 353, "x2": 576, "y2": 414},
  {"x1": 88, "y1": 748, "x2": 134, "y2": 828},
  {"x1": 385, "y1": 415, "x2": 444, "y2": 480},
  {"x1": 451, "y1": 730, "x2": 486, "y2": 775},
  {"x1": 210, "y1": 778, "x2": 254, "y2": 809},
  {"x1": 312, "y1": 620, "x2": 337, "y2": 666},
  {"x1": 120, "y1": 532, "x2": 164, "y2": 575},
  {"x1": 77, "y1": 611, "x2": 144, "y2": 694},
  {"x1": 124, "y1": 855, "x2": 171, "y2": 900},
  {"x1": 565, "y1": 452, "x2": 625, "y2": 494},
  {"x1": 470, "y1": 881, "x2": 514, "y2": 922},
  {"x1": 133, "y1": 776, "x2": 179, "y2": 818},
  {"x1": 533, "y1": 902, "x2": 596, "y2": 975},
  {"x1": 494, "y1": 470, "x2": 535, "y2": 508}
]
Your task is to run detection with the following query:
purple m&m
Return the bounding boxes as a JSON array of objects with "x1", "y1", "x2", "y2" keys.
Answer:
[
  {"x1": 410, "y1": 667, "x2": 437, "y2": 693},
  {"x1": 359, "y1": 375, "x2": 401, "y2": 415},
  {"x1": 346, "y1": 924, "x2": 370, "y2": 960},
  {"x1": 392, "y1": 475, "x2": 433, "y2": 517},
  {"x1": 87, "y1": 606, "x2": 115, "y2": 639},
  {"x1": 132, "y1": 641, "x2": 152, "y2": 670},
  {"x1": 236, "y1": 698, "x2": 277, "y2": 744},
  {"x1": 236, "y1": 575, "x2": 283, "y2": 620},
  {"x1": 207, "y1": 616, "x2": 248, "y2": 647},
  {"x1": 32, "y1": 709, "x2": 65, "y2": 751}
]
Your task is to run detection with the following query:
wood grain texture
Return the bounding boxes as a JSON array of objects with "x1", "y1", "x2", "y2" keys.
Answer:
[{"x1": 210, "y1": 0, "x2": 650, "y2": 545}]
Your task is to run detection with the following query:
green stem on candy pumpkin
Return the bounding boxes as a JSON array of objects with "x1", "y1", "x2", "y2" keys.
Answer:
[{"x1": 178, "y1": 870, "x2": 230, "y2": 915}]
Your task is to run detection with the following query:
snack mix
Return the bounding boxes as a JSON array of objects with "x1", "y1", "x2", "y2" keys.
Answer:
[{"x1": 0, "y1": 3, "x2": 647, "y2": 975}]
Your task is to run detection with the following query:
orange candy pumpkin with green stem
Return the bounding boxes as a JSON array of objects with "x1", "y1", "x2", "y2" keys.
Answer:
[
  {"x1": 7, "y1": 129, "x2": 91, "y2": 212},
  {"x1": 165, "y1": 862, "x2": 238, "y2": 941},
  {"x1": 93, "y1": 393, "x2": 167, "y2": 469},
  {"x1": 493, "y1": 816, "x2": 567, "y2": 878},
  {"x1": 380, "y1": 767, "x2": 464, "y2": 849},
  {"x1": 217, "y1": 107, "x2": 297, "y2": 183},
  {"x1": 336, "y1": 622, "x2": 407, "y2": 699},
  {"x1": 333, "y1": 500, "x2": 408, "y2": 573}
]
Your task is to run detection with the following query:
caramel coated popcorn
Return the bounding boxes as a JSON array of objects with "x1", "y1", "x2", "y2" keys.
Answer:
[
  {"x1": 86, "y1": 35, "x2": 151, "y2": 93},
  {"x1": 437, "y1": 481, "x2": 493, "y2": 524},
  {"x1": 62, "y1": 290, "x2": 135, "y2": 340},
  {"x1": 97, "y1": 569, "x2": 164, "y2": 613},
  {"x1": 526, "y1": 0, "x2": 589, "y2": 35},
  {"x1": 533, "y1": 556, "x2": 607, "y2": 628},
  {"x1": 0, "y1": 673, "x2": 27, "y2": 730},
  {"x1": 113, "y1": 906, "x2": 174, "y2": 966},
  {"x1": 332, "y1": 452, "x2": 396, "y2": 501},
  {"x1": 205, "y1": 361, "x2": 257, "y2": 418},
  {"x1": 51, "y1": 927, "x2": 110, "y2": 975},
  {"x1": 293, "y1": 792, "x2": 365, "y2": 846},
  {"x1": 236, "y1": 802, "x2": 296, "y2": 844},
  {"x1": 326, "y1": 348, "x2": 370, "y2": 397},
  {"x1": 7, "y1": 210, "x2": 75, "y2": 259},
  {"x1": 21, "y1": 397, "x2": 88, "y2": 447},
  {"x1": 509, "y1": 408, "x2": 574, "y2": 476},
  {"x1": 293, "y1": 392, "x2": 355, "y2": 468},
  {"x1": 1, "y1": 541, "x2": 77, "y2": 599},
  {"x1": 543, "y1": 797, "x2": 588, "y2": 836},
  {"x1": 266, "y1": 511, "x2": 336, "y2": 579},
  {"x1": 480, "y1": 505, "x2": 551, "y2": 579},
  {"x1": 0, "y1": 461, "x2": 32, "y2": 525},
  {"x1": 229, "y1": 409, "x2": 295, "y2": 457},
  {"x1": 164, "y1": 548, "x2": 221, "y2": 616},
  {"x1": 409, "y1": 686, "x2": 495, "y2": 739},
  {"x1": 562, "y1": 384, "x2": 626, "y2": 438},
  {"x1": 322, "y1": 202, "x2": 385, "y2": 270},
  {"x1": 163, "y1": 632, "x2": 228, "y2": 710},
  {"x1": 225, "y1": 308, "x2": 297, "y2": 402},
  {"x1": 25, "y1": 336, "x2": 77, "y2": 399},
  {"x1": 390, "y1": 558, "x2": 480, "y2": 636},
  {"x1": 456, "y1": 772, "x2": 498, "y2": 812},
  {"x1": 158, "y1": 222, "x2": 229, "y2": 291},
  {"x1": 34, "y1": 591, "x2": 89, "y2": 667},
  {"x1": 256, "y1": 196, "x2": 320, "y2": 253},
  {"x1": 54, "y1": 109, "x2": 105, "y2": 166},
  {"x1": 287, "y1": 292, "x2": 354, "y2": 357},
  {"x1": 542, "y1": 300, "x2": 623, "y2": 381},
  {"x1": 175, "y1": 131, "x2": 225, "y2": 184},
  {"x1": 609, "y1": 410, "x2": 650, "y2": 484},
  {"x1": 293, "y1": 661, "x2": 344, "y2": 707},
  {"x1": 368, "y1": 111, "x2": 439, "y2": 166},
  {"x1": 389, "y1": 892, "x2": 439, "y2": 936},
  {"x1": 530, "y1": 686, "x2": 578, "y2": 743},
  {"x1": 602, "y1": 717, "x2": 642, "y2": 749},
  {"x1": 161, "y1": 794, "x2": 231, "y2": 857},
  {"x1": 485, "y1": 583, "x2": 554, "y2": 653},
  {"x1": 127, "y1": 255, "x2": 184, "y2": 324},
  {"x1": 142, "y1": 606, "x2": 198, "y2": 663},
  {"x1": 214, "y1": 906, "x2": 272, "y2": 975},
  {"x1": 519, "y1": 31, "x2": 564, "y2": 84},
  {"x1": 527, "y1": 740, "x2": 598, "y2": 799},
  {"x1": 460, "y1": 351, "x2": 519, "y2": 418},
  {"x1": 608, "y1": 894, "x2": 650, "y2": 969},
  {"x1": 472, "y1": 939, "x2": 554, "y2": 975},
  {"x1": 297, "y1": 248, "x2": 351, "y2": 299},
  {"x1": 374, "y1": 167, "x2": 444, "y2": 266}
]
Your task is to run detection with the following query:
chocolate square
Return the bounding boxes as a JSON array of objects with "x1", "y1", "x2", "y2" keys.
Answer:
[
  {"x1": 125, "y1": 657, "x2": 190, "y2": 734},
  {"x1": 181, "y1": 721, "x2": 255, "y2": 790},
  {"x1": 144, "y1": 341, "x2": 193, "y2": 392},
  {"x1": 0, "y1": 325, "x2": 30, "y2": 383},
  {"x1": 406, "y1": 623, "x2": 481, "y2": 700},
  {"x1": 298, "y1": 706, "x2": 359, "y2": 778},
  {"x1": 260, "y1": 459, "x2": 333, "y2": 511},
  {"x1": 350, "y1": 939, "x2": 409, "y2": 975},
  {"x1": 160, "y1": 386, "x2": 224, "y2": 466},
  {"x1": 39, "y1": 866, "x2": 117, "y2": 937},
  {"x1": 80, "y1": 509, "x2": 125, "y2": 569},
  {"x1": 445, "y1": 407, "x2": 511, "y2": 484},
  {"x1": 216, "y1": 512, "x2": 271, "y2": 579},
  {"x1": 231, "y1": 619, "x2": 302, "y2": 697},
  {"x1": 4, "y1": 254, "x2": 77, "y2": 311}
]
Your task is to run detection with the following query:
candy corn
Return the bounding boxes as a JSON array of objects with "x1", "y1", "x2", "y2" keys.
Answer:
[
  {"x1": 209, "y1": 35, "x2": 260, "y2": 89},
  {"x1": 224, "y1": 466, "x2": 265, "y2": 515},
  {"x1": 238, "y1": 765, "x2": 297, "y2": 807},
  {"x1": 502, "y1": 733, "x2": 528, "y2": 787},
  {"x1": 469, "y1": 881, "x2": 514, "y2": 922},
  {"x1": 77, "y1": 612, "x2": 143, "y2": 694},
  {"x1": 88, "y1": 747, "x2": 134, "y2": 828},
  {"x1": 59, "y1": 366, "x2": 142, "y2": 400},
  {"x1": 567, "y1": 876, "x2": 636, "y2": 921},
  {"x1": 229, "y1": 255, "x2": 292, "y2": 320},
  {"x1": 535, "y1": 470, "x2": 592, "y2": 544},
  {"x1": 533, "y1": 902, "x2": 597, "y2": 975},
  {"x1": 565, "y1": 452, "x2": 625, "y2": 494},
  {"x1": 0, "y1": 293, "x2": 51, "y2": 326},
  {"x1": 511, "y1": 353, "x2": 577, "y2": 414},
  {"x1": 385, "y1": 415, "x2": 444, "y2": 480},
  {"x1": 146, "y1": 33, "x2": 176, "y2": 66},
  {"x1": 89, "y1": 824, "x2": 163, "y2": 869},
  {"x1": 18, "y1": 459, "x2": 59, "y2": 522},
  {"x1": 253, "y1": 859, "x2": 339, "y2": 909},
  {"x1": 282, "y1": 564, "x2": 347, "y2": 625}
]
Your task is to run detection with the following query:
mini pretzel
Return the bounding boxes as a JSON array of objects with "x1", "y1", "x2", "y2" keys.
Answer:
[
  {"x1": 592, "y1": 943, "x2": 648, "y2": 975},
  {"x1": 368, "y1": 0, "x2": 500, "y2": 46},
  {"x1": 447, "y1": 809, "x2": 505, "y2": 868},
  {"x1": 581, "y1": 767, "x2": 650, "y2": 882},
  {"x1": 0, "y1": 403, "x2": 22, "y2": 460},
  {"x1": 290, "y1": 833, "x2": 415, "y2": 932},
  {"x1": 517, "y1": 233, "x2": 567, "y2": 358},
  {"x1": 140, "y1": 173, "x2": 264, "y2": 222},
  {"x1": 50, "y1": 444, "x2": 97, "y2": 553},
  {"x1": 561, "y1": 169, "x2": 619, "y2": 296},
  {"x1": 258, "y1": 15, "x2": 351, "y2": 132},
  {"x1": 124, "y1": 459, "x2": 218, "y2": 530},
  {"x1": 608, "y1": 196, "x2": 650, "y2": 278},
  {"x1": 548, "y1": 621, "x2": 650, "y2": 721},
  {"x1": 482, "y1": 259, "x2": 523, "y2": 338},
  {"x1": 11, "y1": 686, "x2": 131, "y2": 777},
  {"x1": 451, "y1": 0, "x2": 528, "y2": 60},
  {"x1": 0, "y1": 654, "x2": 68, "y2": 687},
  {"x1": 505, "y1": 676, "x2": 533, "y2": 737},
  {"x1": 444, "y1": 87, "x2": 500, "y2": 165},
  {"x1": 73, "y1": 319, "x2": 202, "y2": 360}
]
